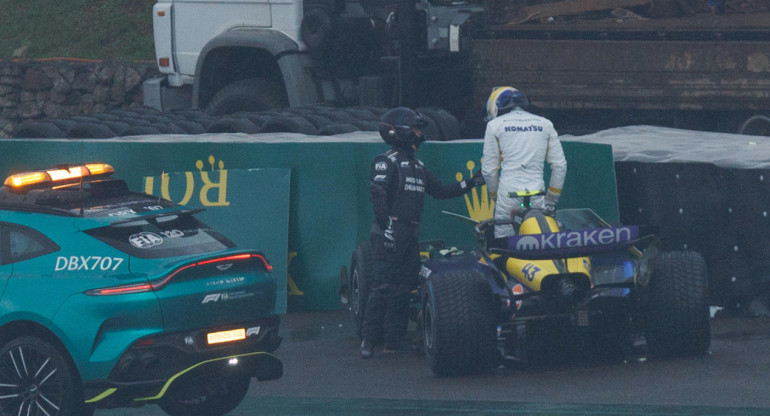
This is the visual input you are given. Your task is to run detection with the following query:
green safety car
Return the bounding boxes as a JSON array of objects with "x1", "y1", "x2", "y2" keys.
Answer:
[{"x1": 0, "y1": 163, "x2": 282, "y2": 416}]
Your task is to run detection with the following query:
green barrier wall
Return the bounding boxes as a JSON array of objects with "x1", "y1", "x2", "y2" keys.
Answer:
[{"x1": 0, "y1": 136, "x2": 617, "y2": 312}]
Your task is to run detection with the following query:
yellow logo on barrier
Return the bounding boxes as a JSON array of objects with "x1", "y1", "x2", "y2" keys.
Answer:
[
  {"x1": 143, "y1": 155, "x2": 230, "y2": 206},
  {"x1": 287, "y1": 251, "x2": 304, "y2": 296},
  {"x1": 456, "y1": 160, "x2": 495, "y2": 221}
]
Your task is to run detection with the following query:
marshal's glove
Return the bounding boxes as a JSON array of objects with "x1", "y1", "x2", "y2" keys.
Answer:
[
  {"x1": 383, "y1": 217, "x2": 396, "y2": 252},
  {"x1": 462, "y1": 169, "x2": 485, "y2": 189},
  {"x1": 471, "y1": 169, "x2": 485, "y2": 187}
]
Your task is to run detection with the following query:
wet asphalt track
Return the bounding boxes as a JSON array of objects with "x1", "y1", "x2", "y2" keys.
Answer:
[{"x1": 98, "y1": 310, "x2": 770, "y2": 416}]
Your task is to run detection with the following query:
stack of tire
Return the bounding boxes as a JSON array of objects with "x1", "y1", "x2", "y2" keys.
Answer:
[{"x1": 10, "y1": 105, "x2": 462, "y2": 140}]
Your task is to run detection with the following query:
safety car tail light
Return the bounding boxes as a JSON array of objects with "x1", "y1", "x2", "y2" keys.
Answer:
[{"x1": 85, "y1": 253, "x2": 272, "y2": 296}]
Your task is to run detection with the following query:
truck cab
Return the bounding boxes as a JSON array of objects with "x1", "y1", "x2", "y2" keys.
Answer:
[{"x1": 144, "y1": 0, "x2": 482, "y2": 117}]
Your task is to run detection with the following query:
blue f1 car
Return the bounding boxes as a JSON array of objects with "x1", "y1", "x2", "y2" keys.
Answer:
[{"x1": 343, "y1": 191, "x2": 711, "y2": 376}]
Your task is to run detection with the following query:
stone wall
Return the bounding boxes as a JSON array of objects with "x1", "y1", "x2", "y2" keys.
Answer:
[{"x1": 0, "y1": 60, "x2": 159, "y2": 138}]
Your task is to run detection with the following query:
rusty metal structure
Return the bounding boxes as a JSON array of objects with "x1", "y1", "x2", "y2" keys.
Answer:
[{"x1": 471, "y1": 1, "x2": 770, "y2": 134}]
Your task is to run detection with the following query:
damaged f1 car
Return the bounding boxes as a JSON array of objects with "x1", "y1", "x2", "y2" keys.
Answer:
[{"x1": 342, "y1": 190, "x2": 710, "y2": 376}]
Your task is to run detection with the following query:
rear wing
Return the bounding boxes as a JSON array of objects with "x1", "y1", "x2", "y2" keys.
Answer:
[{"x1": 490, "y1": 225, "x2": 659, "y2": 260}]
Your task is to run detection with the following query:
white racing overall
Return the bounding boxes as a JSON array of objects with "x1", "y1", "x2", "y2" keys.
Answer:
[{"x1": 481, "y1": 108, "x2": 568, "y2": 238}]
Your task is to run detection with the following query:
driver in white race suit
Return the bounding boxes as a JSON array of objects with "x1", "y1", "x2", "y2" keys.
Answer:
[{"x1": 481, "y1": 86, "x2": 567, "y2": 238}]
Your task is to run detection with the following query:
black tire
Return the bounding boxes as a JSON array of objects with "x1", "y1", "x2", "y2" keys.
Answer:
[
  {"x1": 737, "y1": 114, "x2": 770, "y2": 136},
  {"x1": 320, "y1": 110, "x2": 358, "y2": 124},
  {"x1": 343, "y1": 106, "x2": 380, "y2": 121},
  {"x1": 11, "y1": 120, "x2": 64, "y2": 138},
  {"x1": 48, "y1": 118, "x2": 77, "y2": 134},
  {"x1": 70, "y1": 115, "x2": 101, "y2": 123},
  {"x1": 0, "y1": 336, "x2": 89, "y2": 416},
  {"x1": 317, "y1": 123, "x2": 358, "y2": 135},
  {"x1": 101, "y1": 120, "x2": 131, "y2": 135},
  {"x1": 66, "y1": 122, "x2": 116, "y2": 138},
  {"x1": 205, "y1": 117, "x2": 261, "y2": 134},
  {"x1": 207, "y1": 78, "x2": 288, "y2": 116},
  {"x1": 106, "y1": 109, "x2": 139, "y2": 118},
  {"x1": 302, "y1": 113, "x2": 334, "y2": 130},
  {"x1": 644, "y1": 251, "x2": 711, "y2": 358},
  {"x1": 143, "y1": 114, "x2": 174, "y2": 124},
  {"x1": 123, "y1": 117, "x2": 152, "y2": 126},
  {"x1": 350, "y1": 242, "x2": 374, "y2": 340},
  {"x1": 90, "y1": 112, "x2": 121, "y2": 122},
  {"x1": 301, "y1": 7, "x2": 332, "y2": 50},
  {"x1": 149, "y1": 122, "x2": 186, "y2": 134},
  {"x1": 351, "y1": 120, "x2": 378, "y2": 131},
  {"x1": 169, "y1": 109, "x2": 212, "y2": 121},
  {"x1": 158, "y1": 374, "x2": 250, "y2": 416},
  {"x1": 170, "y1": 120, "x2": 207, "y2": 134},
  {"x1": 423, "y1": 271, "x2": 497, "y2": 376},
  {"x1": 231, "y1": 112, "x2": 271, "y2": 129},
  {"x1": 125, "y1": 105, "x2": 161, "y2": 115},
  {"x1": 414, "y1": 111, "x2": 443, "y2": 141},
  {"x1": 417, "y1": 107, "x2": 461, "y2": 141},
  {"x1": 119, "y1": 125, "x2": 162, "y2": 136},
  {"x1": 259, "y1": 116, "x2": 317, "y2": 135}
]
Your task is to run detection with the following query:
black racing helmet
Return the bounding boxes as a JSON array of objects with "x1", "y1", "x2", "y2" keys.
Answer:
[{"x1": 378, "y1": 107, "x2": 429, "y2": 149}]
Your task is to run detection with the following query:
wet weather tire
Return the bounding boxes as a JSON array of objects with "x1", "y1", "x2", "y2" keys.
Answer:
[
  {"x1": 0, "y1": 336, "x2": 87, "y2": 416},
  {"x1": 158, "y1": 375, "x2": 250, "y2": 416},
  {"x1": 644, "y1": 251, "x2": 711, "y2": 358},
  {"x1": 350, "y1": 242, "x2": 374, "y2": 340},
  {"x1": 423, "y1": 271, "x2": 497, "y2": 376},
  {"x1": 206, "y1": 78, "x2": 288, "y2": 116}
]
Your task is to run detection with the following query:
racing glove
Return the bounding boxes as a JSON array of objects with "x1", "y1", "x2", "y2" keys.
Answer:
[{"x1": 544, "y1": 189, "x2": 560, "y2": 217}]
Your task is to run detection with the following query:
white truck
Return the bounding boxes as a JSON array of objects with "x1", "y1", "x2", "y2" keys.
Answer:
[
  {"x1": 144, "y1": 0, "x2": 770, "y2": 137},
  {"x1": 143, "y1": 0, "x2": 480, "y2": 121}
]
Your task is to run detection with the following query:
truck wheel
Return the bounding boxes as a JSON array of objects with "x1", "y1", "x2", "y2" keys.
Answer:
[
  {"x1": 350, "y1": 242, "x2": 374, "y2": 340},
  {"x1": 423, "y1": 271, "x2": 497, "y2": 376},
  {"x1": 207, "y1": 78, "x2": 288, "y2": 116},
  {"x1": 644, "y1": 251, "x2": 711, "y2": 358},
  {"x1": 0, "y1": 336, "x2": 89, "y2": 416},
  {"x1": 158, "y1": 374, "x2": 250, "y2": 416}
]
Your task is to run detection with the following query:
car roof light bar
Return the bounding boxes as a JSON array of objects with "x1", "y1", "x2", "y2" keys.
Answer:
[{"x1": 4, "y1": 163, "x2": 115, "y2": 190}]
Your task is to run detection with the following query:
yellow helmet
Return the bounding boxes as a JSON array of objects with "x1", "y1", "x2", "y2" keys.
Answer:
[{"x1": 486, "y1": 86, "x2": 529, "y2": 121}]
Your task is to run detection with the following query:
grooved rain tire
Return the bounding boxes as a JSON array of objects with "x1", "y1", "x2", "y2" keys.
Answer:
[
  {"x1": 423, "y1": 271, "x2": 497, "y2": 376},
  {"x1": 645, "y1": 251, "x2": 711, "y2": 358},
  {"x1": 0, "y1": 336, "x2": 90, "y2": 416}
]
